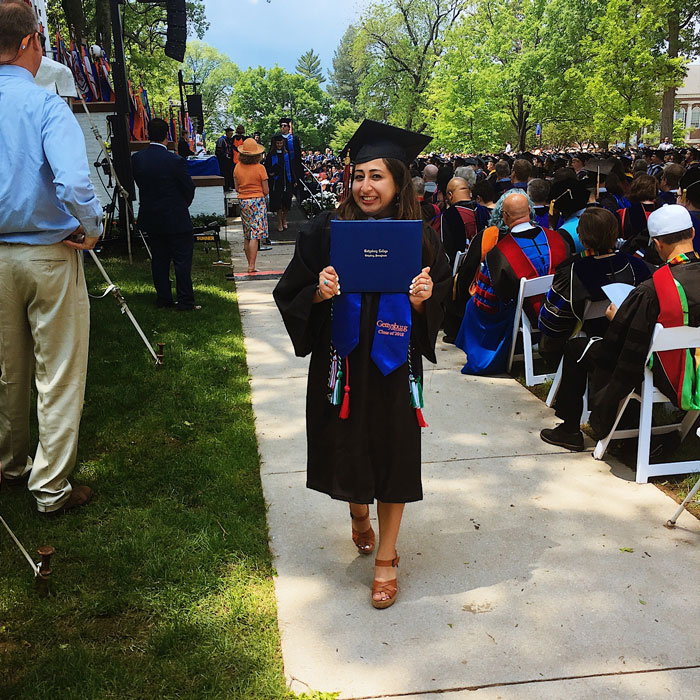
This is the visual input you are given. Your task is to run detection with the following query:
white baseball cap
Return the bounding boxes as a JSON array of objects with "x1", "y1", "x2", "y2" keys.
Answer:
[{"x1": 647, "y1": 204, "x2": 693, "y2": 238}]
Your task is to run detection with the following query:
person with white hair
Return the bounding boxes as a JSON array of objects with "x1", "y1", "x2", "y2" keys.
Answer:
[
  {"x1": 454, "y1": 191, "x2": 572, "y2": 375},
  {"x1": 454, "y1": 165, "x2": 476, "y2": 189}
]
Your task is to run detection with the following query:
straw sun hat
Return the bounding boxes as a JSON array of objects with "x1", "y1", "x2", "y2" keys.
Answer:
[{"x1": 238, "y1": 138, "x2": 265, "y2": 156}]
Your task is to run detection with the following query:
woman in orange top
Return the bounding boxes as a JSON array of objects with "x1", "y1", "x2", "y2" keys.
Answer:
[{"x1": 234, "y1": 138, "x2": 269, "y2": 273}]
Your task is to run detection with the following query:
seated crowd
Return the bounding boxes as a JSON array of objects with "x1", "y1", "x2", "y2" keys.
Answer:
[{"x1": 412, "y1": 146, "x2": 699, "y2": 460}]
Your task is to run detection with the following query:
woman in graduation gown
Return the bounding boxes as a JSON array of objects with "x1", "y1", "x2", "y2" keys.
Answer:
[{"x1": 273, "y1": 120, "x2": 451, "y2": 609}]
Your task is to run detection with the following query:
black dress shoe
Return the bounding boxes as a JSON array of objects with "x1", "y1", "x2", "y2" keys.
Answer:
[
  {"x1": 540, "y1": 425, "x2": 584, "y2": 451},
  {"x1": 1, "y1": 471, "x2": 30, "y2": 491}
]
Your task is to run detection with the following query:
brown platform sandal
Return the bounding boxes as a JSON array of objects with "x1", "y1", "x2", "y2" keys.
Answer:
[
  {"x1": 371, "y1": 553, "x2": 399, "y2": 609},
  {"x1": 350, "y1": 506, "x2": 375, "y2": 555}
]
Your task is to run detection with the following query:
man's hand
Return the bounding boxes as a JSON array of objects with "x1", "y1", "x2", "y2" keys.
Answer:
[
  {"x1": 62, "y1": 225, "x2": 100, "y2": 250},
  {"x1": 605, "y1": 303, "x2": 618, "y2": 321}
]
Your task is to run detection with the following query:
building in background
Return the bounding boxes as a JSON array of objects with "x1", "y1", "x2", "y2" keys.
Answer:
[{"x1": 675, "y1": 65, "x2": 700, "y2": 145}]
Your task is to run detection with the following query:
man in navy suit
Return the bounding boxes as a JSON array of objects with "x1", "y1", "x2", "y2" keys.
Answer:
[{"x1": 132, "y1": 118, "x2": 200, "y2": 310}]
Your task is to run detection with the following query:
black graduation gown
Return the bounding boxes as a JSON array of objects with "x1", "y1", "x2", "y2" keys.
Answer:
[
  {"x1": 273, "y1": 211, "x2": 452, "y2": 504},
  {"x1": 588, "y1": 256, "x2": 700, "y2": 437}
]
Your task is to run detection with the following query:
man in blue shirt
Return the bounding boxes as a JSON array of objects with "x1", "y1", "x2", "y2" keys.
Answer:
[{"x1": 0, "y1": 0, "x2": 102, "y2": 515}]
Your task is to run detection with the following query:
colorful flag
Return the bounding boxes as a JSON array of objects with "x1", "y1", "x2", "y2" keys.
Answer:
[{"x1": 69, "y1": 40, "x2": 91, "y2": 100}]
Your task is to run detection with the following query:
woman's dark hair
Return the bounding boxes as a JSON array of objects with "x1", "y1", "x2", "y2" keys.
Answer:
[
  {"x1": 270, "y1": 133, "x2": 287, "y2": 154},
  {"x1": 238, "y1": 151, "x2": 262, "y2": 165},
  {"x1": 629, "y1": 174, "x2": 657, "y2": 202},
  {"x1": 605, "y1": 172, "x2": 624, "y2": 197},
  {"x1": 336, "y1": 158, "x2": 434, "y2": 258},
  {"x1": 337, "y1": 158, "x2": 420, "y2": 221},
  {"x1": 577, "y1": 207, "x2": 619, "y2": 250}
]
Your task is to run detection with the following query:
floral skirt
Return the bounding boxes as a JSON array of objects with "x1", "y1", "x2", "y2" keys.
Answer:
[{"x1": 240, "y1": 196, "x2": 268, "y2": 240}]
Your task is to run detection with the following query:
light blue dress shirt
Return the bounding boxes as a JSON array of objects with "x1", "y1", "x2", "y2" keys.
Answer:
[{"x1": 0, "y1": 65, "x2": 102, "y2": 245}]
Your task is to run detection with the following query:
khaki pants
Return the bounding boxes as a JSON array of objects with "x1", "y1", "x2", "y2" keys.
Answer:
[{"x1": 0, "y1": 243, "x2": 90, "y2": 512}]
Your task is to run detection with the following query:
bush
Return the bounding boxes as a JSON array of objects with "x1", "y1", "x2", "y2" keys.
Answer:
[{"x1": 191, "y1": 212, "x2": 227, "y2": 228}]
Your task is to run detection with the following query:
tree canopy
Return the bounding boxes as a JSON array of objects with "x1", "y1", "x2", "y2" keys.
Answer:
[
  {"x1": 45, "y1": 0, "x2": 700, "y2": 152},
  {"x1": 296, "y1": 49, "x2": 325, "y2": 84}
]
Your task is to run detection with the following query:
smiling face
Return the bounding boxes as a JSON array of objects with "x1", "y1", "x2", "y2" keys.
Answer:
[
  {"x1": 352, "y1": 159, "x2": 398, "y2": 218},
  {"x1": 280, "y1": 122, "x2": 290, "y2": 135}
]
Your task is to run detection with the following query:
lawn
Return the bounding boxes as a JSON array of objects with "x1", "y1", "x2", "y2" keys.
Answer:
[{"x1": 0, "y1": 247, "x2": 330, "y2": 699}]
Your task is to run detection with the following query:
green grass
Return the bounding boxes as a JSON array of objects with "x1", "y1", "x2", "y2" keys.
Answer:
[{"x1": 0, "y1": 248, "x2": 331, "y2": 699}]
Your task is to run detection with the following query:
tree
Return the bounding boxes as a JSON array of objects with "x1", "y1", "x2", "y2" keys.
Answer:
[
  {"x1": 47, "y1": 1, "x2": 209, "y2": 62},
  {"x1": 575, "y1": 0, "x2": 683, "y2": 147},
  {"x1": 658, "y1": 1, "x2": 700, "y2": 140},
  {"x1": 355, "y1": 0, "x2": 469, "y2": 131},
  {"x1": 425, "y1": 0, "x2": 593, "y2": 151},
  {"x1": 328, "y1": 25, "x2": 363, "y2": 115},
  {"x1": 296, "y1": 49, "x2": 325, "y2": 84},
  {"x1": 230, "y1": 66, "x2": 351, "y2": 150},
  {"x1": 181, "y1": 41, "x2": 240, "y2": 137},
  {"x1": 330, "y1": 117, "x2": 362, "y2": 153}
]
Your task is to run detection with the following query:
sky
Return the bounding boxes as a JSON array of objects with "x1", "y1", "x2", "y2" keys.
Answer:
[{"x1": 201, "y1": 0, "x2": 372, "y2": 76}]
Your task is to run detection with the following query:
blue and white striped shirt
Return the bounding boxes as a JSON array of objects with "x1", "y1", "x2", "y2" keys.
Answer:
[{"x1": 0, "y1": 65, "x2": 102, "y2": 244}]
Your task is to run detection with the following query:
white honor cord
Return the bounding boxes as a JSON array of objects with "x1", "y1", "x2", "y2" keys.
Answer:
[
  {"x1": 0, "y1": 514, "x2": 40, "y2": 576},
  {"x1": 577, "y1": 336, "x2": 603, "y2": 363}
]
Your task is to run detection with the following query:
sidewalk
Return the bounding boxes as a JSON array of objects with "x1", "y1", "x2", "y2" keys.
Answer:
[{"x1": 231, "y1": 221, "x2": 700, "y2": 700}]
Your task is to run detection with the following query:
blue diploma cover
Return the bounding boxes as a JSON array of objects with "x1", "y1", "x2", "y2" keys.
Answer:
[{"x1": 330, "y1": 220, "x2": 423, "y2": 293}]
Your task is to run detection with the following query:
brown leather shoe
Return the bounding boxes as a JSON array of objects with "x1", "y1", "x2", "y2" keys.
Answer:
[{"x1": 38, "y1": 485, "x2": 92, "y2": 517}]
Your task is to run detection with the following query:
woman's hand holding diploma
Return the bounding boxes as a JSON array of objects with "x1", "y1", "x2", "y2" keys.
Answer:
[
  {"x1": 315, "y1": 265, "x2": 340, "y2": 302},
  {"x1": 408, "y1": 267, "x2": 433, "y2": 312}
]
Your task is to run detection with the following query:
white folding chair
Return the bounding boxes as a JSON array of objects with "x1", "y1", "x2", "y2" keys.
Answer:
[
  {"x1": 545, "y1": 299, "x2": 610, "y2": 420},
  {"x1": 666, "y1": 427, "x2": 700, "y2": 527},
  {"x1": 593, "y1": 324, "x2": 700, "y2": 483},
  {"x1": 507, "y1": 274, "x2": 555, "y2": 386}
]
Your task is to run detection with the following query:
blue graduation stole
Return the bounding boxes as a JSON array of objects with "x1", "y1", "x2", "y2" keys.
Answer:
[
  {"x1": 270, "y1": 152, "x2": 292, "y2": 183},
  {"x1": 332, "y1": 293, "x2": 411, "y2": 376},
  {"x1": 285, "y1": 134, "x2": 295, "y2": 162}
]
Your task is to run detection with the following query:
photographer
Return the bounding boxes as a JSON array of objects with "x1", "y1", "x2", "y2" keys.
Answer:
[{"x1": 0, "y1": 0, "x2": 102, "y2": 515}]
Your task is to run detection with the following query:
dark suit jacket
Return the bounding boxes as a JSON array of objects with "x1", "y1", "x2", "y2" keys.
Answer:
[{"x1": 132, "y1": 144, "x2": 195, "y2": 234}]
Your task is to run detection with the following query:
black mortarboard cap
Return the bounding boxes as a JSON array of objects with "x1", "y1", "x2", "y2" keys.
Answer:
[
  {"x1": 549, "y1": 178, "x2": 590, "y2": 216},
  {"x1": 583, "y1": 158, "x2": 616, "y2": 177},
  {"x1": 278, "y1": 116, "x2": 292, "y2": 125},
  {"x1": 340, "y1": 119, "x2": 432, "y2": 165},
  {"x1": 680, "y1": 164, "x2": 700, "y2": 194}
]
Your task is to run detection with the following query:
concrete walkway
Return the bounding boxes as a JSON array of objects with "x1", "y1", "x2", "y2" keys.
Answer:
[{"x1": 229, "y1": 222, "x2": 700, "y2": 700}]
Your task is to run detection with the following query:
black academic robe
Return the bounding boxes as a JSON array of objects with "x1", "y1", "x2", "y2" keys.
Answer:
[
  {"x1": 273, "y1": 211, "x2": 452, "y2": 504},
  {"x1": 588, "y1": 254, "x2": 700, "y2": 437}
]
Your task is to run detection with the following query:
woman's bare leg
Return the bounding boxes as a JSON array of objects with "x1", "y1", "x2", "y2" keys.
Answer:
[
  {"x1": 244, "y1": 238, "x2": 259, "y2": 272},
  {"x1": 277, "y1": 210, "x2": 284, "y2": 232},
  {"x1": 350, "y1": 502, "x2": 372, "y2": 531},
  {"x1": 374, "y1": 501, "x2": 404, "y2": 602}
]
